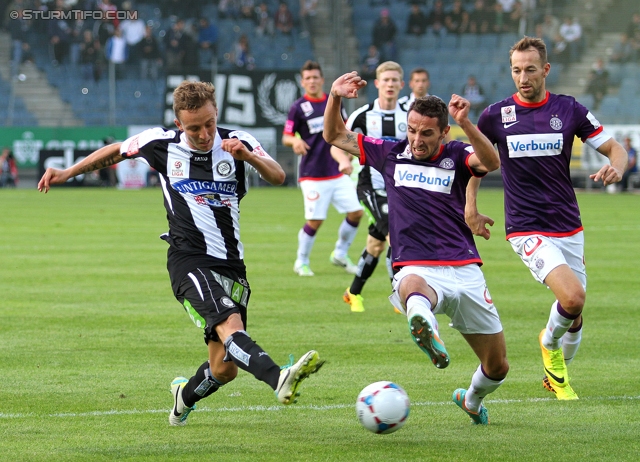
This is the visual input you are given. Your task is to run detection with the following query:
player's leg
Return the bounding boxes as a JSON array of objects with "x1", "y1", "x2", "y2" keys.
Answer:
[
  {"x1": 330, "y1": 176, "x2": 363, "y2": 274},
  {"x1": 455, "y1": 332, "x2": 508, "y2": 425},
  {"x1": 344, "y1": 233, "x2": 385, "y2": 312},
  {"x1": 295, "y1": 180, "x2": 330, "y2": 276},
  {"x1": 394, "y1": 268, "x2": 449, "y2": 369},
  {"x1": 509, "y1": 235, "x2": 583, "y2": 398}
]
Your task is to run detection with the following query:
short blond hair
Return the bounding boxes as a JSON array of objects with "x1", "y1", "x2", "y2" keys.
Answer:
[
  {"x1": 376, "y1": 61, "x2": 404, "y2": 80},
  {"x1": 173, "y1": 81, "x2": 217, "y2": 119}
]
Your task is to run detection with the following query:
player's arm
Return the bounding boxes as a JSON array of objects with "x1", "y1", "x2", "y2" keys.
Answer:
[
  {"x1": 38, "y1": 142, "x2": 124, "y2": 193},
  {"x1": 464, "y1": 177, "x2": 494, "y2": 240},
  {"x1": 330, "y1": 146, "x2": 354, "y2": 175},
  {"x1": 222, "y1": 138, "x2": 285, "y2": 185},
  {"x1": 323, "y1": 72, "x2": 367, "y2": 157},
  {"x1": 449, "y1": 94, "x2": 499, "y2": 173},
  {"x1": 282, "y1": 133, "x2": 310, "y2": 156},
  {"x1": 590, "y1": 137, "x2": 628, "y2": 186}
]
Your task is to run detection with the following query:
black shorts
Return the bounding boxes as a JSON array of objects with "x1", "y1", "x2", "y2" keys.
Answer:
[
  {"x1": 175, "y1": 266, "x2": 251, "y2": 343},
  {"x1": 358, "y1": 188, "x2": 388, "y2": 241}
]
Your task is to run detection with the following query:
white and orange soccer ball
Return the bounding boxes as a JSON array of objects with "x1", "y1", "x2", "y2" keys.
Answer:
[{"x1": 356, "y1": 381, "x2": 410, "y2": 434}]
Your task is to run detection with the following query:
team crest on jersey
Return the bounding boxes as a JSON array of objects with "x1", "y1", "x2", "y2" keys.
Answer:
[
  {"x1": 172, "y1": 160, "x2": 185, "y2": 177},
  {"x1": 501, "y1": 105, "x2": 517, "y2": 123},
  {"x1": 549, "y1": 115, "x2": 563, "y2": 130},
  {"x1": 216, "y1": 160, "x2": 233, "y2": 177},
  {"x1": 300, "y1": 101, "x2": 314, "y2": 117},
  {"x1": 439, "y1": 158, "x2": 455, "y2": 169},
  {"x1": 398, "y1": 122, "x2": 407, "y2": 132}
]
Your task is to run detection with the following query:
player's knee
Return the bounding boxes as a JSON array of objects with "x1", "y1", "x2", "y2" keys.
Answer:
[
  {"x1": 211, "y1": 361, "x2": 238, "y2": 383},
  {"x1": 348, "y1": 210, "x2": 363, "y2": 222},
  {"x1": 485, "y1": 358, "x2": 509, "y2": 380},
  {"x1": 560, "y1": 289, "x2": 585, "y2": 315}
]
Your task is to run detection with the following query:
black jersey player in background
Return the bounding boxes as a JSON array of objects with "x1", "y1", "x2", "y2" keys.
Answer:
[
  {"x1": 38, "y1": 81, "x2": 325, "y2": 426},
  {"x1": 340, "y1": 61, "x2": 408, "y2": 312}
]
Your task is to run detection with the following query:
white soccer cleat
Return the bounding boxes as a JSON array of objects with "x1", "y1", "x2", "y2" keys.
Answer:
[
  {"x1": 330, "y1": 251, "x2": 358, "y2": 274},
  {"x1": 275, "y1": 351, "x2": 325, "y2": 404},
  {"x1": 169, "y1": 376, "x2": 196, "y2": 426}
]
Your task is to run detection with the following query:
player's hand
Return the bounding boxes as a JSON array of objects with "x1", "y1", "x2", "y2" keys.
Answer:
[
  {"x1": 330, "y1": 72, "x2": 366, "y2": 99},
  {"x1": 590, "y1": 165, "x2": 624, "y2": 186},
  {"x1": 465, "y1": 210, "x2": 494, "y2": 240},
  {"x1": 292, "y1": 138, "x2": 310, "y2": 156},
  {"x1": 37, "y1": 168, "x2": 71, "y2": 193},
  {"x1": 448, "y1": 94, "x2": 471, "y2": 124},
  {"x1": 222, "y1": 138, "x2": 251, "y2": 160},
  {"x1": 338, "y1": 158, "x2": 353, "y2": 175}
]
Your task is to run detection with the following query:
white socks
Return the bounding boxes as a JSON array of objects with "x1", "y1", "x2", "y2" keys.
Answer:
[
  {"x1": 465, "y1": 365, "x2": 504, "y2": 413},
  {"x1": 333, "y1": 218, "x2": 358, "y2": 258},
  {"x1": 405, "y1": 293, "x2": 438, "y2": 332},
  {"x1": 296, "y1": 227, "x2": 316, "y2": 265}
]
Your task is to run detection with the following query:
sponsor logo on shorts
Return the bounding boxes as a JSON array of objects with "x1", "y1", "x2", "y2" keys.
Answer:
[
  {"x1": 306, "y1": 190, "x2": 320, "y2": 201},
  {"x1": 524, "y1": 236, "x2": 543, "y2": 256},
  {"x1": 535, "y1": 258, "x2": 545, "y2": 269}
]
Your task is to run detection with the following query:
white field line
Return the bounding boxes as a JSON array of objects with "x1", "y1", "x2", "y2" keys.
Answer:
[{"x1": 1, "y1": 395, "x2": 639, "y2": 420}]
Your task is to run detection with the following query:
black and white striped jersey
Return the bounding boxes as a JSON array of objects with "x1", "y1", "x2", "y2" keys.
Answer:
[
  {"x1": 346, "y1": 99, "x2": 408, "y2": 190},
  {"x1": 120, "y1": 126, "x2": 270, "y2": 290}
]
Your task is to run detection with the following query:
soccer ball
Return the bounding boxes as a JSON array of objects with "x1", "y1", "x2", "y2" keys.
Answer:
[{"x1": 356, "y1": 381, "x2": 410, "y2": 434}]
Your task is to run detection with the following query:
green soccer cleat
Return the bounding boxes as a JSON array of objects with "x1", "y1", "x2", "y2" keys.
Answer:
[
  {"x1": 343, "y1": 288, "x2": 365, "y2": 312},
  {"x1": 169, "y1": 377, "x2": 196, "y2": 426},
  {"x1": 330, "y1": 251, "x2": 358, "y2": 274},
  {"x1": 275, "y1": 350, "x2": 325, "y2": 405},
  {"x1": 293, "y1": 261, "x2": 314, "y2": 276},
  {"x1": 409, "y1": 314, "x2": 450, "y2": 369},
  {"x1": 452, "y1": 388, "x2": 489, "y2": 425}
]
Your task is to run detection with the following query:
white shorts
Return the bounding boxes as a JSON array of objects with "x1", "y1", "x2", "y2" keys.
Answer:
[
  {"x1": 389, "y1": 265, "x2": 503, "y2": 335},
  {"x1": 299, "y1": 176, "x2": 362, "y2": 221},
  {"x1": 508, "y1": 232, "x2": 586, "y2": 288}
]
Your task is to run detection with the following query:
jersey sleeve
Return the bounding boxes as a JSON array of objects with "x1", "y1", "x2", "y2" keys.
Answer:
[
  {"x1": 283, "y1": 104, "x2": 298, "y2": 136},
  {"x1": 573, "y1": 99, "x2": 611, "y2": 149},
  {"x1": 228, "y1": 129, "x2": 276, "y2": 162},
  {"x1": 359, "y1": 134, "x2": 392, "y2": 172},
  {"x1": 477, "y1": 107, "x2": 497, "y2": 145},
  {"x1": 120, "y1": 127, "x2": 177, "y2": 168}
]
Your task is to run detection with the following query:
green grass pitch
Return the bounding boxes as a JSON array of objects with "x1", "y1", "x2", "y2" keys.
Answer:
[{"x1": 1, "y1": 186, "x2": 639, "y2": 461}]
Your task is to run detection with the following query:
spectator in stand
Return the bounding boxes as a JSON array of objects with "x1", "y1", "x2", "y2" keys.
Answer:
[
  {"x1": 361, "y1": 44, "x2": 381, "y2": 100},
  {"x1": 491, "y1": 2, "x2": 510, "y2": 33},
  {"x1": 119, "y1": 1, "x2": 146, "y2": 62},
  {"x1": 139, "y1": 25, "x2": 162, "y2": 80},
  {"x1": 254, "y1": 2, "x2": 274, "y2": 37},
  {"x1": 427, "y1": 0, "x2": 447, "y2": 40},
  {"x1": 559, "y1": 16, "x2": 582, "y2": 63},
  {"x1": 469, "y1": 0, "x2": 491, "y2": 35},
  {"x1": 164, "y1": 19, "x2": 187, "y2": 72},
  {"x1": 105, "y1": 27, "x2": 128, "y2": 79},
  {"x1": 372, "y1": 8, "x2": 397, "y2": 61},
  {"x1": 219, "y1": 0, "x2": 241, "y2": 19},
  {"x1": 0, "y1": 148, "x2": 19, "y2": 188},
  {"x1": 461, "y1": 74, "x2": 486, "y2": 121},
  {"x1": 197, "y1": 17, "x2": 219, "y2": 69},
  {"x1": 239, "y1": 0, "x2": 256, "y2": 20},
  {"x1": 274, "y1": 1, "x2": 294, "y2": 35},
  {"x1": 445, "y1": 0, "x2": 469, "y2": 36},
  {"x1": 507, "y1": 0, "x2": 524, "y2": 33},
  {"x1": 8, "y1": 7, "x2": 31, "y2": 78},
  {"x1": 406, "y1": 3, "x2": 427, "y2": 37},
  {"x1": 610, "y1": 33, "x2": 635, "y2": 64},
  {"x1": 620, "y1": 137, "x2": 637, "y2": 192},
  {"x1": 584, "y1": 58, "x2": 609, "y2": 111},
  {"x1": 94, "y1": 16, "x2": 115, "y2": 48},
  {"x1": 549, "y1": 33, "x2": 570, "y2": 64},
  {"x1": 626, "y1": 12, "x2": 640, "y2": 44},
  {"x1": 79, "y1": 29, "x2": 103, "y2": 82},
  {"x1": 48, "y1": 0, "x2": 72, "y2": 66},
  {"x1": 299, "y1": 0, "x2": 318, "y2": 38},
  {"x1": 97, "y1": 0, "x2": 120, "y2": 29},
  {"x1": 228, "y1": 34, "x2": 255, "y2": 70},
  {"x1": 538, "y1": 13, "x2": 560, "y2": 44}
]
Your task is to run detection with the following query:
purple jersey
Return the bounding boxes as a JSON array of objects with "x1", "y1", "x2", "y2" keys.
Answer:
[
  {"x1": 284, "y1": 94, "x2": 347, "y2": 181},
  {"x1": 478, "y1": 91, "x2": 606, "y2": 239},
  {"x1": 358, "y1": 134, "x2": 486, "y2": 268}
]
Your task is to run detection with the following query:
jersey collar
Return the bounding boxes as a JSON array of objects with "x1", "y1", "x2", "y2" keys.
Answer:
[{"x1": 513, "y1": 91, "x2": 550, "y2": 108}]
